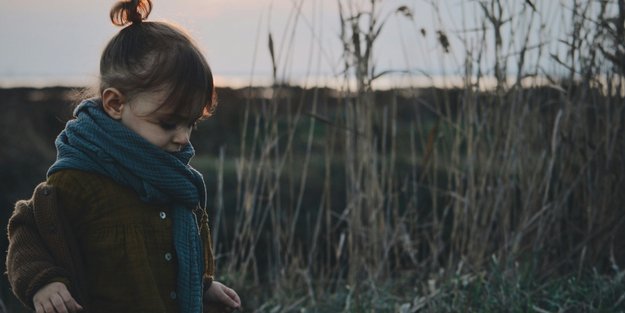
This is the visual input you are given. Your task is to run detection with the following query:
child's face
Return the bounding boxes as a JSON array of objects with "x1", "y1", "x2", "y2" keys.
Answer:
[{"x1": 120, "y1": 89, "x2": 198, "y2": 152}]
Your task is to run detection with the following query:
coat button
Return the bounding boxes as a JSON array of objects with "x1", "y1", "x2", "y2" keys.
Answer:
[
  {"x1": 159, "y1": 211, "x2": 167, "y2": 219},
  {"x1": 165, "y1": 252, "x2": 173, "y2": 261},
  {"x1": 169, "y1": 291, "x2": 177, "y2": 300}
]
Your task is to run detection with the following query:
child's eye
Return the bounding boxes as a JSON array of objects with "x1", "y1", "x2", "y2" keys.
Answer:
[{"x1": 159, "y1": 121, "x2": 177, "y2": 130}]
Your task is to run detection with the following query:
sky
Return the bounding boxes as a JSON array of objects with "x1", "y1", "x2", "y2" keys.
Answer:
[{"x1": 0, "y1": 0, "x2": 585, "y2": 89}]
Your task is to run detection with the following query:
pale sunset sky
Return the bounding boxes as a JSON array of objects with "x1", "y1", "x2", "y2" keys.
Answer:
[{"x1": 0, "y1": 1, "x2": 579, "y2": 88}]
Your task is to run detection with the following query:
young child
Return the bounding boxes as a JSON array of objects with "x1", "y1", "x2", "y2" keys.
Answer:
[{"x1": 5, "y1": 1, "x2": 241, "y2": 312}]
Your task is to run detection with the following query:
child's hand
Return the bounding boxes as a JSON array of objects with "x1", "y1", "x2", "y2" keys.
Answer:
[
  {"x1": 204, "y1": 281, "x2": 241, "y2": 310},
  {"x1": 33, "y1": 281, "x2": 83, "y2": 313}
]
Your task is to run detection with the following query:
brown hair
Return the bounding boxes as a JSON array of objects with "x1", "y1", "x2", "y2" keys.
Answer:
[{"x1": 101, "y1": 0, "x2": 216, "y2": 119}]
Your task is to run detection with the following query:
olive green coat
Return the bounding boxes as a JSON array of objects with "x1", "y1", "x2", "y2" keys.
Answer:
[{"x1": 6, "y1": 169, "x2": 217, "y2": 313}]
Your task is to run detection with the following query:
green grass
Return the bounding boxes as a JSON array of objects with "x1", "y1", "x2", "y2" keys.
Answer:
[
  {"x1": 432, "y1": 270, "x2": 625, "y2": 313},
  {"x1": 236, "y1": 266, "x2": 625, "y2": 313}
]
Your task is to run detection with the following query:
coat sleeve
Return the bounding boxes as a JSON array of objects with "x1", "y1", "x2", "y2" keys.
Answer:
[{"x1": 6, "y1": 197, "x2": 70, "y2": 309}]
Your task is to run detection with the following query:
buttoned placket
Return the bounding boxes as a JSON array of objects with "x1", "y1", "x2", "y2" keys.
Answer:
[
  {"x1": 161, "y1": 210, "x2": 174, "y2": 262},
  {"x1": 158, "y1": 209, "x2": 177, "y2": 302}
]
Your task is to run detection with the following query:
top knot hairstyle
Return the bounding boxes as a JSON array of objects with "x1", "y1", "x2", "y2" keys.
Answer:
[
  {"x1": 101, "y1": 0, "x2": 217, "y2": 119},
  {"x1": 110, "y1": 0, "x2": 152, "y2": 26}
]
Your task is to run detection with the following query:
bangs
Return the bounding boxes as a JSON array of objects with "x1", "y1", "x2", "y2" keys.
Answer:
[{"x1": 156, "y1": 44, "x2": 216, "y2": 121}]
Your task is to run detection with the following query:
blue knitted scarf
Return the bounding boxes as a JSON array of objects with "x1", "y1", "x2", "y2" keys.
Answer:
[{"x1": 48, "y1": 98, "x2": 205, "y2": 313}]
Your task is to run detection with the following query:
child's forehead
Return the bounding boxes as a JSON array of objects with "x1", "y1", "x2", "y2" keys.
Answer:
[
  {"x1": 153, "y1": 110, "x2": 199, "y2": 122},
  {"x1": 129, "y1": 84, "x2": 208, "y2": 121},
  {"x1": 131, "y1": 94, "x2": 199, "y2": 121}
]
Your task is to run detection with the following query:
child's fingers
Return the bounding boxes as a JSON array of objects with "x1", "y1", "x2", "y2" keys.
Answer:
[
  {"x1": 58, "y1": 289, "x2": 83, "y2": 311},
  {"x1": 222, "y1": 288, "x2": 241, "y2": 308},
  {"x1": 32, "y1": 282, "x2": 83, "y2": 312},
  {"x1": 51, "y1": 293, "x2": 70, "y2": 313},
  {"x1": 41, "y1": 300, "x2": 55, "y2": 313},
  {"x1": 226, "y1": 288, "x2": 241, "y2": 307}
]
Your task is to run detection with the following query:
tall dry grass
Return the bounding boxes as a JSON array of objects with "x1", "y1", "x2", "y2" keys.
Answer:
[{"x1": 210, "y1": 0, "x2": 625, "y2": 310}]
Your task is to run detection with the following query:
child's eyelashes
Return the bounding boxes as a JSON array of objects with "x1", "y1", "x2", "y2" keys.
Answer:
[{"x1": 159, "y1": 121, "x2": 178, "y2": 130}]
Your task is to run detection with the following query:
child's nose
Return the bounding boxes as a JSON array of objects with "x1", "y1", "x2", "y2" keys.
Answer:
[{"x1": 172, "y1": 128, "x2": 191, "y2": 145}]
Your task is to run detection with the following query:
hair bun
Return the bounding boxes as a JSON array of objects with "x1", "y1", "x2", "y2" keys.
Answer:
[{"x1": 110, "y1": 0, "x2": 152, "y2": 26}]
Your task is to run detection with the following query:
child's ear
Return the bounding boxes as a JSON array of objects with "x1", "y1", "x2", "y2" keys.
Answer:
[{"x1": 102, "y1": 88, "x2": 126, "y2": 120}]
